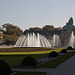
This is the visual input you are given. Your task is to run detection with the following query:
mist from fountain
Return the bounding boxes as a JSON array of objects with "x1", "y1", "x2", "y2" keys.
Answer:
[
  {"x1": 69, "y1": 31, "x2": 75, "y2": 47},
  {"x1": 52, "y1": 34, "x2": 61, "y2": 47},
  {"x1": 14, "y1": 33, "x2": 51, "y2": 47}
]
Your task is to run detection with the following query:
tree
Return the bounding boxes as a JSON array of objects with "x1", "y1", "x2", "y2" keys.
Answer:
[
  {"x1": 0, "y1": 32, "x2": 3, "y2": 43},
  {"x1": 2, "y1": 23, "x2": 23, "y2": 45},
  {"x1": 43, "y1": 25, "x2": 54, "y2": 30},
  {"x1": 29, "y1": 27, "x2": 42, "y2": 31},
  {"x1": 2, "y1": 23, "x2": 23, "y2": 35},
  {"x1": 3, "y1": 34, "x2": 19, "y2": 45},
  {"x1": 54, "y1": 27, "x2": 62, "y2": 30}
]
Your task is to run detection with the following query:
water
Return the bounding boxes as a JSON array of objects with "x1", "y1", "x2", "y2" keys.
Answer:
[
  {"x1": 14, "y1": 33, "x2": 51, "y2": 47},
  {"x1": 52, "y1": 34, "x2": 61, "y2": 47},
  {"x1": 15, "y1": 31, "x2": 75, "y2": 48},
  {"x1": 69, "y1": 31, "x2": 75, "y2": 47},
  {"x1": 52, "y1": 32, "x2": 75, "y2": 47}
]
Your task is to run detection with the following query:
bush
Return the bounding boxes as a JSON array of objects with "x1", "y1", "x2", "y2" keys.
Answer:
[
  {"x1": 21, "y1": 56, "x2": 37, "y2": 66},
  {"x1": 0, "y1": 60, "x2": 12, "y2": 75},
  {"x1": 60, "y1": 49, "x2": 67, "y2": 53},
  {"x1": 67, "y1": 46, "x2": 73, "y2": 50},
  {"x1": 48, "y1": 51, "x2": 58, "y2": 58}
]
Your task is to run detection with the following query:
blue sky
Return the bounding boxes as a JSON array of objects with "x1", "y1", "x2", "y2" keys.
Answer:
[{"x1": 0, "y1": 0, "x2": 75, "y2": 31}]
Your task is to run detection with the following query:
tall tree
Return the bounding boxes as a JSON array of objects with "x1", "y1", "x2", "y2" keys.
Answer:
[{"x1": 2, "y1": 23, "x2": 23, "y2": 45}]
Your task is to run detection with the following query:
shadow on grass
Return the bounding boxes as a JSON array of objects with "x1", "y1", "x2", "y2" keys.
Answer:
[
  {"x1": 13, "y1": 72, "x2": 46, "y2": 75},
  {"x1": 14, "y1": 52, "x2": 75, "y2": 69}
]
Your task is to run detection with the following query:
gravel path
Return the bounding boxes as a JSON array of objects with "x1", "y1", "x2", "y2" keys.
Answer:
[{"x1": 12, "y1": 55, "x2": 75, "y2": 75}]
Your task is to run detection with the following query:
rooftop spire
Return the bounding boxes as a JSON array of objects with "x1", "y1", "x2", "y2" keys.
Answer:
[{"x1": 68, "y1": 17, "x2": 74, "y2": 25}]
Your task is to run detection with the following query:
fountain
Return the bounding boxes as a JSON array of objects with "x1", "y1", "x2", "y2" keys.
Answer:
[
  {"x1": 14, "y1": 33, "x2": 51, "y2": 47},
  {"x1": 52, "y1": 31, "x2": 75, "y2": 47},
  {"x1": 15, "y1": 31, "x2": 75, "y2": 48},
  {"x1": 69, "y1": 31, "x2": 75, "y2": 47},
  {"x1": 52, "y1": 34, "x2": 61, "y2": 47}
]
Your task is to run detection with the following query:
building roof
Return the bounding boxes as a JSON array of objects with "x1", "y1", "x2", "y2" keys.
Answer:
[{"x1": 62, "y1": 17, "x2": 75, "y2": 32}]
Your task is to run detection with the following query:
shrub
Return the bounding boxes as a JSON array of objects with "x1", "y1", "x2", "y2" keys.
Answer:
[
  {"x1": 21, "y1": 56, "x2": 37, "y2": 66},
  {"x1": 60, "y1": 49, "x2": 67, "y2": 53},
  {"x1": 48, "y1": 51, "x2": 58, "y2": 58},
  {"x1": 0, "y1": 60, "x2": 12, "y2": 75},
  {"x1": 67, "y1": 46, "x2": 73, "y2": 50}
]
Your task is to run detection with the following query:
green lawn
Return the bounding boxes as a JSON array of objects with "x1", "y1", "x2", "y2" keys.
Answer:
[
  {"x1": 13, "y1": 72, "x2": 46, "y2": 75},
  {"x1": 0, "y1": 51, "x2": 75, "y2": 68},
  {"x1": 38, "y1": 52, "x2": 75, "y2": 68},
  {"x1": 0, "y1": 54, "x2": 48, "y2": 67},
  {"x1": 0, "y1": 48, "x2": 74, "y2": 69},
  {"x1": 12, "y1": 52, "x2": 75, "y2": 69},
  {"x1": 0, "y1": 48, "x2": 63, "y2": 67}
]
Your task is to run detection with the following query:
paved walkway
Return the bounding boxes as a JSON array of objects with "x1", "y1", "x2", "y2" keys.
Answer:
[
  {"x1": 12, "y1": 55, "x2": 75, "y2": 75},
  {"x1": 47, "y1": 55, "x2": 75, "y2": 75}
]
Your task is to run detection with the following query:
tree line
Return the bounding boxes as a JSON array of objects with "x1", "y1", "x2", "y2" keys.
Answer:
[
  {"x1": 27, "y1": 25, "x2": 61, "y2": 31},
  {"x1": 0, "y1": 23, "x2": 62, "y2": 45}
]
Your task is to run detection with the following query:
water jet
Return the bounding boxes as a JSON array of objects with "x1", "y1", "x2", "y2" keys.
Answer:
[{"x1": 14, "y1": 33, "x2": 51, "y2": 47}]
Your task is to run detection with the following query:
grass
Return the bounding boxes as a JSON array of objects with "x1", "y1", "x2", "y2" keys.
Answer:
[
  {"x1": 0, "y1": 54, "x2": 48, "y2": 67},
  {"x1": 0, "y1": 51, "x2": 51, "y2": 55},
  {"x1": 0, "y1": 48, "x2": 63, "y2": 55},
  {"x1": 38, "y1": 52, "x2": 75, "y2": 68},
  {"x1": 13, "y1": 72, "x2": 46, "y2": 75},
  {"x1": 12, "y1": 52, "x2": 75, "y2": 69},
  {"x1": 0, "y1": 47, "x2": 53, "y2": 52},
  {"x1": 0, "y1": 48, "x2": 63, "y2": 67},
  {"x1": 0, "y1": 51, "x2": 74, "y2": 69},
  {"x1": 0, "y1": 48, "x2": 74, "y2": 69}
]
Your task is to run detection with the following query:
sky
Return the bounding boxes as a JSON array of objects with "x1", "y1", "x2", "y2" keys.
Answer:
[{"x1": 0, "y1": 0, "x2": 75, "y2": 31}]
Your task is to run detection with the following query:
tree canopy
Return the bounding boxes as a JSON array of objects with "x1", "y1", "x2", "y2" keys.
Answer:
[
  {"x1": 29, "y1": 27, "x2": 42, "y2": 31},
  {"x1": 43, "y1": 25, "x2": 54, "y2": 30},
  {"x1": 1, "y1": 23, "x2": 23, "y2": 45},
  {"x1": 2, "y1": 23, "x2": 23, "y2": 35}
]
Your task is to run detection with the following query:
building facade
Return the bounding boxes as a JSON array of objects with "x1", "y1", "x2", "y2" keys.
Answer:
[{"x1": 60, "y1": 17, "x2": 75, "y2": 47}]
